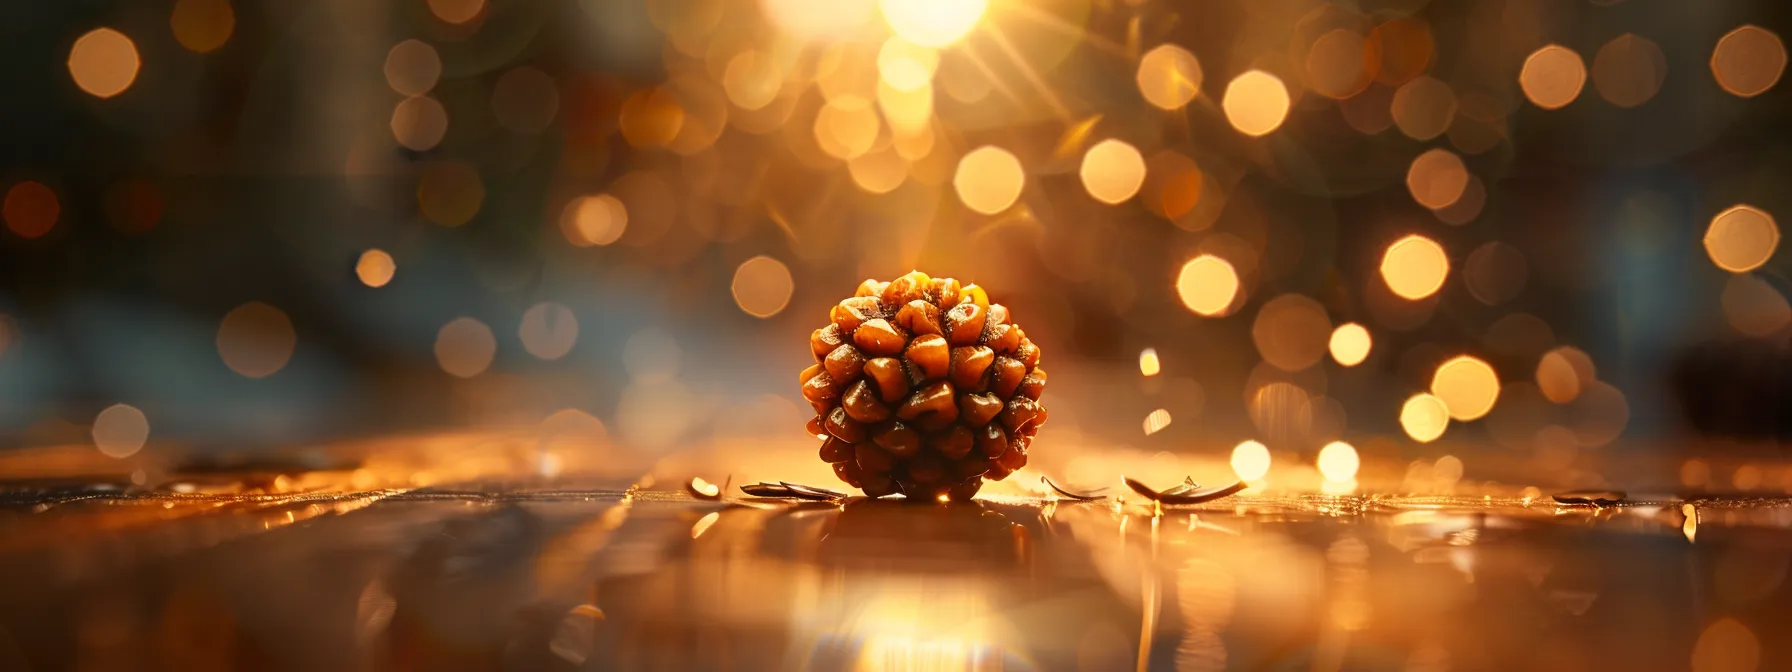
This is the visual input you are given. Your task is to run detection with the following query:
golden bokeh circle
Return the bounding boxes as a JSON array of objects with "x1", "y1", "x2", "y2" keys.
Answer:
[
  {"x1": 68, "y1": 28, "x2": 140, "y2": 99},
  {"x1": 731, "y1": 255, "x2": 795, "y2": 318},
  {"x1": 1704, "y1": 204, "x2": 1779, "y2": 273},
  {"x1": 879, "y1": 0, "x2": 985, "y2": 48},
  {"x1": 1252, "y1": 294, "x2": 1333, "y2": 372},
  {"x1": 1591, "y1": 34, "x2": 1667, "y2": 109},
  {"x1": 217, "y1": 301, "x2": 296, "y2": 379},
  {"x1": 355, "y1": 249, "x2": 396, "y2": 288},
  {"x1": 428, "y1": 0, "x2": 485, "y2": 25},
  {"x1": 93, "y1": 404, "x2": 150, "y2": 459},
  {"x1": 1222, "y1": 70, "x2": 1291, "y2": 137},
  {"x1": 1329, "y1": 323, "x2": 1372, "y2": 367},
  {"x1": 1391, "y1": 76, "x2": 1457, "y2": 141},
  {"x1": 560, "y1": 194, "x2": 628, "y2": 247},
  {"x1": 1406, "y1": 148, "x2": 1468, "y2": 210},
  {"x1": 1399, "y1": 393, "x2": 1450, "y2": 442},
  {"x1": 384, "y1": 40, "x2": 441, "y2": 97},
  {"x1": 1079, "y1": 139, "x2": 1146, "y2": 205},
  {"x1": 1136, "y1": 44, "x2": 1204, "y2": 110},
  {"x1": 1536, "y1": 346, "x2": 1596, "y2": 405},
  {"x1": 1712, "y1": 25, "x2": 1786, "y2": 98},
  {"x1": 1430, "y1": 356, "x2": 1500, "y2": 421},
  {"x1": 1379, "y1": 235, "x2": 1449, "y2": 300},
  {"x1": 435, "y1": 317, "x2": 496, "y2": 378},
  {"x1": 1519, "y1": 45, "x2": 1586, "y2": 110},
  {"x1": 1230, "y1": 440, "x2": 1271, "y2": 481},
  {"x1": 953, "y1": 146, "x2": 1025, "y2": 215},
  {"x1": 1316, "y1": 441, "x2": 1359, "y2": 482},
  {"x1": 391, "y1": 96, "x2": 449, "y2": 151},
  {"x1": 171, "y1": 0, "x2": 235, "y2": 54},
  {"x1": 520, "y1": 302, "x2": 580, "y2": 361},
  {"x1": 1176, "y1": 255, "x2": 1240, "y2": 317}
]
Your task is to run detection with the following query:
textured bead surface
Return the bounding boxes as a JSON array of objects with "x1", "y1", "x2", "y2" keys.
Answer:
[{"x1": 804, "y1": 273, "x2": 1047, "y2": 500}]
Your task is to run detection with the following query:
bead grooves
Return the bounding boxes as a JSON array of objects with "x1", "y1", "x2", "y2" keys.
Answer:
[{"x1": 802, "y1": 272, "x2": 1048, "y2": 501}]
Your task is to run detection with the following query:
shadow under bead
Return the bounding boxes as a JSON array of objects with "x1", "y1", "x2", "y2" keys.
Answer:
[{"x1": 801, "y1": 272, "x2": 1048, "y2": 501}]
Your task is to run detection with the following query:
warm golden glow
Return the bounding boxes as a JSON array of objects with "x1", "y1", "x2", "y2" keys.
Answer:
[
  {"x1": 619, "y1": 87, "x2": 686, "y2": 148},
  {"x1": 1138, "y1": 348, "x2": 1161, "y2": 377},
  {"x1": 877, "y1": 38, "x2": 938, "y2": 91},
  {"x1": 520, "y1": 302, "x2": 579, "y2": 361},
  {"x1": 560, "y1": 194, "x2": 628, "y2": 247},
  {"x1": 385, "y1": 39, "x2": 441, "y2": 96},
  {"x1": 879, "y1": 0, "x2": 986, "y2": 48},
  {"x1": 1176, "y1": 255, "x2": 1240, "y2": 317},
  {"x1": 1222, "y1": 70, "x2": 1291, "y2": 137},
  {"x1": 1227, "y1": 441, "x2": 1269, "y2": 482},
  {"x1": 722, "y1": 50, "x2": 783, "y2": 111},
  {"x1": 391, "y1": 96, "x2": 449, "y2": 151},
  {"x1": 1316, "y1": 441, "x2": 1359, "y2": 483},
  {"x1": 1721, "y1": 274, "x2": 1791, "y2": 336},
  {"x1": 1252, "y1": 294, "x2": 1332, "y2": 372},
  {"x1": 953, "y1": 146, "x2": 1025, "y2": 215},
  {"x1": 1712, "y1": 26, "x2": 1786, "y2": 98},
  {"x1": 1379, "y1": 235, "x2": 1449, "y2": 300},
  {"x1": 1399, "y1": 393, "x2": 1450, "y2": 443},
  {"x1": 1704, "y1": 204, "x2": 1779, "y2": 273},
  {"x1": 1406, "y1": 148, "x2": 1468, "y2": 210},
  {"x1": 1536, "y1": 346, "x2": 1595, "y2": 405},
  {"x1": 848, "y1": 145, "x2": 909, "y2": 194},
  {"x1": 417, "y1": 160, "x2": 484, "y2": 227},
  {"x1": 1136, "y1": 45, "x2": 1204, "y2": 110},
  {"x1": 1307, "y1": 29, "x2": 1375, "y2": 99},
  {"x1": 1430, "y1": 356, "x2": 1500, "y2": 421},
  {"x1": 217, "y1": 302, "x2": 296, "y2": 379},
  {"x1": 355, "y1": 249, "x2": 396, "y2": 288},
  {"x1": 1329, "y1": 323, "x2": 1372, "y2": 367},
  {"x1": 1079, "y1": 139, "x2": 1146, "y2": 205},
  {"x1": 1520, "y1": 45, "x2": 1586, "y2": 110},
  {"x1": 731, "y1": 255, "x2": 795, "y2": 318},
  {"x1": 68, "y1": 28, "x2": 140, "y2": 99},
  {"x1": 1691, "y1": 618, "x2": 1760, "y2": 672},
  {"x1": 1591, "y1": 34, "x2": 1666, "y2": 109},
  {"x1": 428, "y1": 0, "x2": 484, "y2": 24},
  {"x1": 814, "y1": 95, "x2": 881, "y2": 160},
  {"x1": 3, "y1": 181, "x2": 59, "y2": 239},
  {"x1": 93, "y1": 404, "x2": 149, "y2": 459},
  {"x1": 171, "y1": 0, "x2": 235, "y2": 54},
  {"x1": 435, "y1": 317, "x2": 497, "y2": 379},
  {"x1": 762, "y1": 0, "x2": 873, "y2": 40},
  {"x1": 1142, "y1": 408, "x2": 1172, "y2": 435},
  {"x1": 1391, "y1": 76, "x2": 1456, "y2": 141}
]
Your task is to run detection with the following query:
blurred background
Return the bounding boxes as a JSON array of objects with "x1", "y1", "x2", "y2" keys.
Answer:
[{"x1": 3, "y1": 0, "x2": 1792, "y2": 494}]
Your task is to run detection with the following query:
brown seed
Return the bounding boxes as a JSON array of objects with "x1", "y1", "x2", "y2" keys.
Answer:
[
  {"x1": 862, "y1": 357, "x2": 911, "y2": 403},
  {"x1": 824, "y1": 345, "x2": 866, "y2": 384},
  {"x1": 801, "y1": 369, "x2": 840, "y2": 406},
  {"x1": 819, "y1": 436, "x2": 853, "y2": 463},
  {"x1": 996, "y1": 441, "x2": 1027, "y2": 472},
  {"x1": 976, "y1": 423, "x2": 1008, "y2": 457},
  {"x1": 926, "y1": 277, "x2": 960, "y2": 307},
  {"x1": 855, "y1": 443, "x2": 896, "y2": 474},
  {"x1": 895, "y1": 300, "x2": 943, "y2": 336},
  {"x1": 955, "y1": 457, "x2": 991, "y2": 481},
  {"x1": 959, "y1": 392, "x2": 1003, "y2": 427},
  {"x1": 1013, "y1": 339, "x2": 1041, "y2": 368},
  {"x1": 933, "y1": 425, "x2": 975, "y2": 460},
  {"x1": 805, "y1": 415, "x2": 826, "y2": 438},
  {"x1": 811, "y1": 324, "x2": 845, "y2": 362},
  {"x1": 855, "y1": 279, "x2": 888, "y2": 298},
  {"x1": 944, "y1": 303, "x2": 987, "y2": 346},
  {"x1": 999, "y1": 397, "x2": 1041, "y2": 434},
  {"x1": 881, "y1": 270, "x2": 931, "y2": 307},
  {"x1": 873, "y1": 421, "x2": 923, "y2": 458},
  {"x1": 841, "y1": 379, "x2": 893, "y2": 423},
  {"x1": 825, "y1": 407, "x2": 867, "y2": 443},
  {"x1": 1017, "y1": 369, "x2": 1046, "y2": 400},
  {"x1": 853, "y1": 318, "x2": 908, "y2": 357},
  {"x1": 959, "y1": 283, "x2": 989, "y2": 308},
  {"x1": 862, "y1": 474, "x2": 898, "y2": 497},
  {"x1": 833, "y1": 460, "x2": 865, "y2": 488},
  {"x1": 949, "y1": 346, "x2": 994, "y2": 391},
  {"x1": 903, "y1": 333, "x2": 950, "y2": 381},
  {"x1": 906, "y1": 453, "x2": 946, "y2": 485},
  {"x1": 989, "y1": 357, "x2": 1026, "y2": 398},
  {"x1": 897, "y1": 381, "x2": 959, "y2": 429},
  {"x1": 831, "y1": 296, "x2": 882, "y2": 333},
  {"x1": 985, "y1": 324, "x2": 1019, "y2": 354},
  {"x1": 986, "y1": 304, "x2": 1010, "y2": 328}
]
